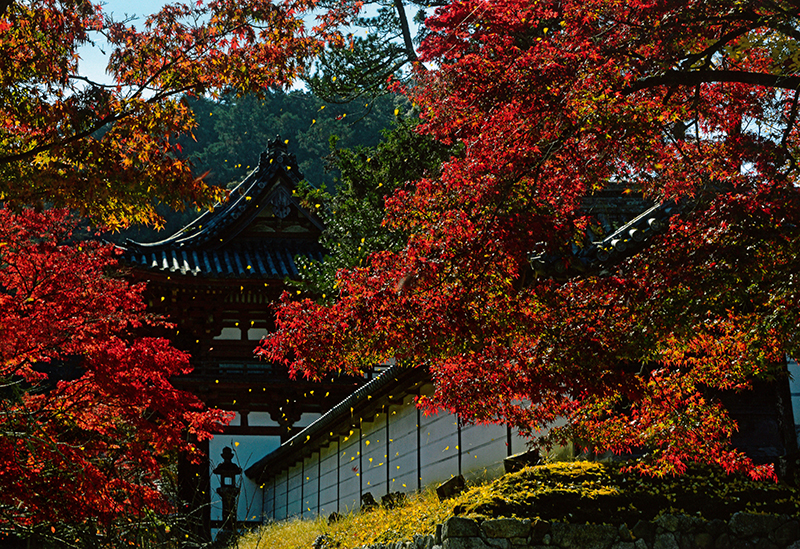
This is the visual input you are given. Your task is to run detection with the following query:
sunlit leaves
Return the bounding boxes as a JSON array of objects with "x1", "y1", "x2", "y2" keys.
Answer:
[
  {"x1": 0, "y1": 0, "x2": 349, "y2": 229},
  {"x1": 262, "y1": 0, "x2": 800, "y2": 480}
]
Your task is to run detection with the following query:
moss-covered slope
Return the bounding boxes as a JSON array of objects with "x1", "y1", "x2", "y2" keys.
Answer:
[{"x1": 454, "y1": 462, "x2": 800, "y2": 524}]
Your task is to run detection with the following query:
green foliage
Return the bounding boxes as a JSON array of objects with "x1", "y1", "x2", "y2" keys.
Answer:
[
  {"x1": 456, "y1": 462, "x2": 800, "y2": 523},
  {"x1": 306, "y1": 3, "x2": 412, "y2": 103},
  {"x1": 113, "y1": 90, "x2": 403, "y2": 244},
  {"x1": 303, "y1": 1, "x2": 449, "y2": 103},
  {"x1": 184, "y1": 90, "x2": 402, "y2": 191},
  {"x1": 293, "y1": 117, "x2": 458, "y2": 296}
]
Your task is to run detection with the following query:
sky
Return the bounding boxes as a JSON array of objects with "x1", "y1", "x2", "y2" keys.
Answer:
[
  {"x1": 79, "y1": 1, "x2": 171, "y2": 84},
  {"x1": 80, "y1": 1, "x2": 398, "y2": 87}
]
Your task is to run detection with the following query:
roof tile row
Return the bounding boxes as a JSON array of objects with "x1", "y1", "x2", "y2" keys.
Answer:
[{"x1": 121, "y1": 242, "x2": 324, "y2": 279}]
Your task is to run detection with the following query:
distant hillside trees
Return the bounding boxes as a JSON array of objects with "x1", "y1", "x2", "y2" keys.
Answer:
[{"x1": 182, "y1": 90, "x2": 403, "y2": 191}]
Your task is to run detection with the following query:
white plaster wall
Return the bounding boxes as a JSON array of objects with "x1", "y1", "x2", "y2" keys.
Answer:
[
  {"x1": 294, "y1": 412, "x2": 322, "y2": 428},
  {"x1": 287, "y1": 465, "x2": 303, "y2": 517},
  {"x1": 319, "y1": 441, "x2": 339, "y2": 515},
  {"x1": 301, "y1": 453, "x2": 319, "y2": 518},
  {"x1": 213, "y1": 327, "x2": 241, "y2": 340},
  {"x1": 249, "y1": 411, "x2": 277, "y2": 426},
  {"x1": 262, "y1": 395, "x2": 547, "y2": 521},
  {"x1": 460, "y1": 422, "x2": 509, "y2": 482},
  {"x1": 361, "y1": 412, "x2": 390, "y2": 496},
  {"x1": 270, "y1": 469, "x2": 289, "y2": 520},
  {"x1": 389, "y1": 402, "x2": 421, "y2": 492},
  {"x1": 247, "y1": 327, "x2": 270, "y2": 340},
  {"x1": 419, "y1": 410, "x2": 459, "y2": 487},
  {"x1": 338, "y1": 427, "x2": 361, "y2": 512}
]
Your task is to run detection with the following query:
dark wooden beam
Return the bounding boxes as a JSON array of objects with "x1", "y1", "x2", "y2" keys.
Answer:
[{"x1": 221, "y1": 425, "x2": 285, "y2": 436}]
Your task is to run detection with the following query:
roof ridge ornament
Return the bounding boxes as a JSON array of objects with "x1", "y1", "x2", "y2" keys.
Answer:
[
  {"x1": 259, "y1": 136, "x2": 301, "y2": 177},
  {"x1": 258, "y1": 135, "x2": 286, "y2": 171}
]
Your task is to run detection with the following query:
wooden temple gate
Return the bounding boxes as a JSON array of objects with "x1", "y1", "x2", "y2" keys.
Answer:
[{"x1": 119, "y1": 138, "x2": 364, "y2": 541}]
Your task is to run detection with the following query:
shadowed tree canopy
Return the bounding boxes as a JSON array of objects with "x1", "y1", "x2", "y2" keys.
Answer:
[
  {"x1": 181, "y1": 90, "x2": 402, "y2": 190},
  {"x1": 292, "y1": 116, "x2": 459, "y2": 296},
  {"x1": 0, "y1": 0, "x2": 362, "y2": 544},
  {"x1": 0, "y1": 208, "x2": 231, "y2": 546},
  {"x1": 261, "y1": 0, "x2": 800, "y2": 481}
]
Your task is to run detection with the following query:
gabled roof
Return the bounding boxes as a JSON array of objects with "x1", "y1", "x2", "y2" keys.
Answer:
[{"x1": 119, "y1": 137, "x2": 325, "y2": 279}]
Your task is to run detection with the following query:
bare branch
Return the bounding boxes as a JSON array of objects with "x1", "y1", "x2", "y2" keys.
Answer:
[{"x1": 0, "y1": 0, "x2": 12, "y2": 18}]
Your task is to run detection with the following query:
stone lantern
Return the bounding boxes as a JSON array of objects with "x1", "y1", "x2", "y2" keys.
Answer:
[{"x1": 213, "y1": 446, "x2": 241, "y2": 542}]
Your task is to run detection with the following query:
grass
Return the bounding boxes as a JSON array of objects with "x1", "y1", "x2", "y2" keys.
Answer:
[
  {"x1": 228, "y1": 461, "x2": 800, "y2": 549},
  {"x1": 231, "y1": 487, "x2": 458, "y2": 549}
]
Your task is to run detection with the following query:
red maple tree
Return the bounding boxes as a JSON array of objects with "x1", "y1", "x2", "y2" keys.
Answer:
[
  {"x1": 261, "y1": 1, "x2": 800, "y2": 480},
  {"x1": 0, "y1": 208, "x2": 231, "y2": 542}
]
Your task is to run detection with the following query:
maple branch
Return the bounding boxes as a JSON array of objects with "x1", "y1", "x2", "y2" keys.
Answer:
[
  {"x1": 0, "y1": 113, "x2": 116, "y2": 165},
  {"x1": 0, "y1": 80, "x2": 198, "y2": 166},
  {"x1": 624, "y1": 70, "x2": 800, "y2": 94},
  {"x1": 678, "y1": 25, "x2": 754, "y2": 71},
  {"x1": 767, "y1": 21, "x2": 800, "y2": 43}
]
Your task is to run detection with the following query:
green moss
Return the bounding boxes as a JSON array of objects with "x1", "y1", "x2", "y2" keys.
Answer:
[
  {"x1": 233, "y1": 461, "x2": 800, "y2": 549},
  {"x1": 453, "y1": 461, "x2": 800, "y2": 523}
]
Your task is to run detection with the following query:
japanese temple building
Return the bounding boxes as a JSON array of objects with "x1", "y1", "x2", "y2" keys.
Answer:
[
  {"x1": 118, "y1": 139, "x2": 800, "y2": 538},
  {"x1": 118, "y1": 138, "x2": 367, "y2": 538}
]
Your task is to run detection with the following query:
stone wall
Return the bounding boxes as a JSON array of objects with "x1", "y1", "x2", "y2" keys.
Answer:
[{"x1": 351, "y1": 513, "x2": 800, "y2": 549}]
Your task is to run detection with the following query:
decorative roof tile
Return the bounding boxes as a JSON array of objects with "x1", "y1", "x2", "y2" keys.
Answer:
[{"x1": 118, "y1": 137, "x2": 324, "y2": 280}]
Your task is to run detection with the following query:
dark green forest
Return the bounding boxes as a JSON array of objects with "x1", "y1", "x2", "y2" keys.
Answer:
[{"x1": 113, "y1": 89, "x2": 406, "y2": 243}]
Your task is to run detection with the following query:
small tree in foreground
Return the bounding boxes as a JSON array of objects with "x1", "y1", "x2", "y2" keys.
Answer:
[
  {"x1": 0, "y1": 207, "x2": 231, "y2": 546},
  {"x1": 261, "y1": 0, "x2": 800, "y2": 481}
]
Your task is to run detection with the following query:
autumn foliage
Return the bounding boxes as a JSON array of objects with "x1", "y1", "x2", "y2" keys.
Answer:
[
  {"x1": 0, "y1": 0, "x2": 373, "y2": 540},
  {"x1": 261, "y1": 0, "x2": 800, "y2": 480},
  {"x1": 0, "y1": 0, "x2": 354, "y2": 229},
  {"x1": 0, "y1": 207, "x2": 230, "y2": 535}
]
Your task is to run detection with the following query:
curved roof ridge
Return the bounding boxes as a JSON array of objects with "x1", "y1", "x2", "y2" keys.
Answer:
[{"x1": 124, "y1": 136, "x2": 306, "y2": 251}]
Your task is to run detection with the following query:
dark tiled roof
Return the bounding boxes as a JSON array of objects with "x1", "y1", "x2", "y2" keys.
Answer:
[
  {"x1": 122, "y1": 240, "x2": 324, "y2": 278},
  {"x1": 529, "y1": 191, "x2": 684, "y2": 278},
  {"x1": 117, "y1": 137, "x2": 324, "y2": 280}
]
